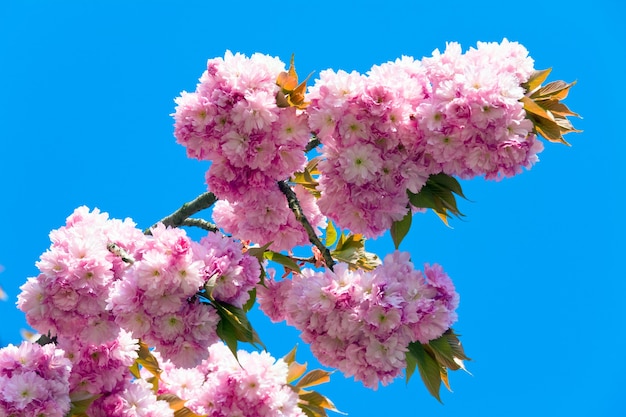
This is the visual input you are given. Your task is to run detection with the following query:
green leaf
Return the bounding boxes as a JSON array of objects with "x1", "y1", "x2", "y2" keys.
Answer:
[
  {"x1": 429, "y1": 172, "x2": 466, "y2": 199},
  {"x1": 427, "y1": 330, "x2": 470, "y2": 372},
  {"x1": 331, "y1": 233, "x2": 381, "y2": 271},
  {"x1": 409, "y1": 185, "x2": 437, "y2": 210},
  {"x1": 216, "y1": 318, "x2": 239, "y2": 359},
  {"x1": 243, "y1": 287, "x2": 257, "y2": 312},
  {"x1": 129, "y1": 361, "x2": 141, "y2": 379},
  {"x1": 407, "y1": 341, "x2": 443, "y2": 403},
  {"x1": 390, "y1": 207, "x2": 412, "y2": 250},
  {"x1": 247, "y1": 242, "x2": 273, "y2": 263},
  {"x1": 292, "y1": 165, "x2": 321, "y2": 197},
  {"x1": 324, "y1": 220, "x2": 338, "y2": 247},
  {"x1": 213, "y1": 300, "x2": 264, "y2": 358},
  {"x1": 408, "y1": 173, "x2": 466, "y2": 226},
  {"x1": 405, "y1": 348, "x2": 417, "y2": 383},
  {"x1": 531, "y1": 80, "x2": 577, "y2": 101},
  {"x1": 264, "y1": 250, "x2": 301, "y2": 274},
  {"x1": 68, "y1": 392, "x2": 102, "y2": 416},
  {"x1": 442, "y1": 329, "x2": 471, "y2": 371}
]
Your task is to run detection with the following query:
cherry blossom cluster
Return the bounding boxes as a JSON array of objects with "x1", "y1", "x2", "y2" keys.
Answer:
[
  {"x1": 107, "y1": 223, "x2": 222, "y2": 368},
  {"x1": 17, "y1": 207, "x2": 261, "y2": 369},
  {"x1": 307, "y1": 58, "x2": 433, "y2": 237},
  {"x1": 197, "y1": 232, "x2": 262, "y2": 308},
  {"x1": 212, "y1": 183, "x2": 326, "y2": 253},
  {"x1": 307, "y1": 39, "x2": 539, "y2": 238},
  {"x1": 149, "y1": 342, "x2": 305, "y2": 417},
  {"x1": 417, "y1": 39, "x2": 540, "y2": 179},
  {"x1": 86, "y1": 379, "x2": 174, "y2": 417},
  {"x1": 17, "y1": 206, "x2": 146, "y2": 344},
  {"x1": 57, "y1": 331, "x2": 173, "y2": 416},
  {"x1": 56, "y1": 329, "x2": 139, "y2": 398},
  {"x1": 257, "y1": 251, "x2": 459, "y2": 388},
  {"x1": 173, "y1": 51, "x2": 324, "y2": 251},
  {"x1": 0, "y1": 341, "x2": 72, "y2": 417}
]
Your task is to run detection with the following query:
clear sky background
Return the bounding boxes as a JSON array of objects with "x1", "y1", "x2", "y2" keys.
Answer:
[{"x1": 1, "y1": 1, "x2": 624, "y2": 416}]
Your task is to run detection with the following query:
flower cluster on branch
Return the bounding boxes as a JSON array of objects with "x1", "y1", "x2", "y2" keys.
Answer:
[{"x1": 0, "y1": 39, "x2": 580, "y2": 416}]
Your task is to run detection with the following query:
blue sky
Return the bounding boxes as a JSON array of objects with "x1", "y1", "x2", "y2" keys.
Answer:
[{"x1": 1, "y1": 1, "x2": 624, "y2": 416}]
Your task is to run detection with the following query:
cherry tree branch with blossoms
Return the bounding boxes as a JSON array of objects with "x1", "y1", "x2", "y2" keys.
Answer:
[{"x1": 0, "y1": 39, "x2": 580, "y2": 417}]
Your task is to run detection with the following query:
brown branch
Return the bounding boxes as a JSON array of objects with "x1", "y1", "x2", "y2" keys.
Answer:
[
  {"x1": 144, "y1": 191, "x2": 218, "y2": 234},
  {"x1": 277, "y1": 180, "x2": 335, "y2": 270}
]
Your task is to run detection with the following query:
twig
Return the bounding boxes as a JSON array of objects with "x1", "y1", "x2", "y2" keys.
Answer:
[
  {"x1": 277, "y1": 180, "x2": 335, "y2": 270},
  {"x1": 180, "y1": 218, "x2": 219, "y2": 233},
  {"x1": 144, "y1": 191, "x2": 218, "y2": 234},
  {"x1": 305, "y1": 135, "x2": 321, "y2": 153}
]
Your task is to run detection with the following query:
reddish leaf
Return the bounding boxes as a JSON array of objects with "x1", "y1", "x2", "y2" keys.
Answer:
[
  {"x1": 531, "y1": 80, "x2": 576, "y2": 101},
  {"x1": 288, "y1": 361, "x2": 309, "y2": 384},
  {"x1": 536, "y1": 98, "x2": 580, "y2": 118},
  {"x1": 523, "y1": 68, "x2": 552, "y2": 92},
  {"x1": 295, "y1": 369, "x2": 332, "y2": 389},
  {"x1": 522, "y1": 96, "x2": 555, "y2": 121}
]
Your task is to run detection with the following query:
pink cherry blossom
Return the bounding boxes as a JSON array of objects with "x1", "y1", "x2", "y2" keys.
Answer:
[
  {"x1": 17, "y1": 206, "x2": 146, "y2": 344},
  {"x1": 0, "y1": 341, "x2": 71, "y2": 417},
  {"x1": 258, "y1": 251, "x2": 459, "y2": 389},
  {"x1": 154, "y1": 342, "x2": 305, "y2": 417}
]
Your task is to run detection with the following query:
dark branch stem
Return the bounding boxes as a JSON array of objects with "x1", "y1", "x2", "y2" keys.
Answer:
[
  {"x1": 305, "y1": 135, "x2": 321, "y2": 153},
  {"x1": 180, "y1": 218, "x2": 219, "y2": 233},
  {"x1": 290, "y1": 255, "x2": 318, "y2": 265},
  {"x1": 145, "y1": 191, "x2": 218, "y2": 234},
  {"x1": 277, "y1": 180, "x2": 335, "y2": 270}
]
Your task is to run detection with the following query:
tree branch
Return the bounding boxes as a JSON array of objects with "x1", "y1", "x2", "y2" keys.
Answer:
[
  {"x1": 277, "y1": 180, "x2": 335, "y2": 270},
  {"x1": 145, "y1": 191, "x2": 218, "y2": 234},
  {"x1": 180, "y1": 218, "x2": 219, "y2": 233},
  {"x1": 305, "y1": 134, "x2": 321, "y2": 153}
]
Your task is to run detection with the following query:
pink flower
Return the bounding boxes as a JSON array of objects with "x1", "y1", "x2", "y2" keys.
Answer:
[
  {"x1": 173, "y1": 51, "x2": 311, "y2": 212},
  {"x1": 259, "y1": 252, "x2": 459, "y2": 389},
  {"x1": 0, "y1": 342, "x2": 71, "y2": 417},
  {"x1": 86, "y1": 379, "x2": 174, "y2": 417},
  {"x1": 17, "y1": 206, "x2": 146, "y2": 345},
  {"x1": 195, "y1": 233, "x2": 261, "y2": 308},
  {"x1": 156, "y1": 342, "x2": 305, "y2": 417},
  {"x1": 256, "y1": 270, "x2": 292, "y2": 323},
  {"x1": 212, "y1": 184, "x2": 325, "y2": 253},
  {"x1": 58, "y1": 330, "x2": 138, "y2": 395}
]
